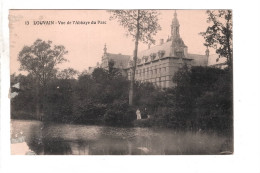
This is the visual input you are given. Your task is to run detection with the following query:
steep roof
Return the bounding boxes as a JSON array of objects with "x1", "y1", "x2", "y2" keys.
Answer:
[
  {"x1": 106, "y1": 53, "x2": 131, "y2": 68},
  {"x1": 172, "y1": 10, "x2": 180, "y2": 26},
  {"x1": 137, "y1": 41, "x2": 172, "y2": 59},
  {"x1": 188, "y1": 53, "x2": 208, "y2": 66}
]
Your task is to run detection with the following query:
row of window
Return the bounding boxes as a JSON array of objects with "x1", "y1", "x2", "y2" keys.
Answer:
[
  {"x1": 139, "y1": 80, "x2": 168, "y2": 88},
  {"x1": 129, "y1": 67, "x2": 167, "y2": 77},
  {"x1": 127, "y1": 73, "x2": 172, "y2": 88},
  {"x1": 136, "y1": 67, "x2": 167, "y2": 74},
  {"x1": 128, "y1": 72, "x2": 172, "y2": 80},
  {"x1": 138, "y1": 76, "x2": 170, "y2": 82}
]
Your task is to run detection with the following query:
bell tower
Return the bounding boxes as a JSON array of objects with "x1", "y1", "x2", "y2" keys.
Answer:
[
  {"x1": 171, "y1": 10, "x2": 180, "y2": 40},
  {"x1": 170, "y1": 10, "x2": 187, "y2": 58},
  {"x1": 101, "y1": 44, "x2": 109, "y2": 68},
  {"x1": 103, "y1": 43, "x2": 107, "y2": 55}
]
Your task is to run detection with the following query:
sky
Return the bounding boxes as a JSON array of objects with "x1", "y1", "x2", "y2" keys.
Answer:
[{"x1": 9, "y1": 10, "x2": 212, "y2": 74}]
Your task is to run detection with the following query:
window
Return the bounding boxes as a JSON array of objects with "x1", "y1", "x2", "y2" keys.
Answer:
[
  {"x1": 166, "y1": 67, "x2": 168, "y2": 71},
  {"x1": 162, "y1": 81, "x2": 166, "y2": 88},
  {"x1": 128, "y1": 72, "x2": 131, "y2": 80}
]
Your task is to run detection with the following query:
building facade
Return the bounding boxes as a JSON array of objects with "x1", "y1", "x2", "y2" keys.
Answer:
[{"x1": 97, "y1": 11, "x2": 210, "y2": 88}]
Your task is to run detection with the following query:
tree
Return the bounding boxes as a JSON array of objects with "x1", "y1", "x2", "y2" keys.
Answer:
[
  {"x1": 44, "y1": 78, "x2": 76, "y2": 123},
  {"x1": 57, "y1": 68, "x2": 79, "y2": 79},
  {"x1": 10, "y1": 73, "x2": 38, "y2": 120},
  {"x1": 200, "y1": 10, "x2": 232, "y2": 68},
  {"x1": 18, "y1": 39, "x2": 68, "y2": 120},
  {"x1": 92, "y1": 67, "x2": 109, "y2": 84},
  {"x1": 108, "y1": 10, "x2": 161, "y2": 105},
  {"x1": 18, "y1": 39, "x2": 68, "y2": 86},
  {"x1": 171, "y1": 66, "x2": 232, "y2": 132}
]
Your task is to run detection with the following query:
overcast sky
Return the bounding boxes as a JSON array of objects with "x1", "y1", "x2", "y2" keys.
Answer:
[{"x1": 9, "y1": 10, "x2": 212, "y2": 74}]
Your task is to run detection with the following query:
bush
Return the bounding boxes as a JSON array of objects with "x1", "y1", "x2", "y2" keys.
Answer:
[
  {"x1": 104, "y1": 100, "x2": 136, "y2": 126},
  {"x1": 132, "y1": 119, "x2": 152, "y2": 127},
  {"x1": 170, "y1": 66, "x2": 233, "y2": 133},
  {"x1": 73, "y1": 100, "x2": 106, "y2": 124},
  {"x1": 11, "y1": 111, "x2": 38, "y2": 120},
  {"x1": 43, "y1": 79, "x2": 76, "y2": 123}
]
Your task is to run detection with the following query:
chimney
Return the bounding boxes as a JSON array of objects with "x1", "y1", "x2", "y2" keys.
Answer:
[{"x1": 160, "y1": 39, "x2": 164, "y2": 45}]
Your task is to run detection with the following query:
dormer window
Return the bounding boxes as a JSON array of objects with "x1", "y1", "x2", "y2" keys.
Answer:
[
  {"x1": 137, "y1": 58, "x2": 141, "y2": 64},
  {"x1": 158, "y1": 50, "x2": 165, "y2": 58},
  {"x1": 142, "y1": 56, "x2": 149, "y2": 63},
  {"x1": 176, "y1": 51, "x2": 184, "y2": 58},
  {"x1": 128, "y1": 60, "x2": 133, "y2": 67},
  {"x1": 150, "y1": 53, "x2": 157, "y2": 60}
]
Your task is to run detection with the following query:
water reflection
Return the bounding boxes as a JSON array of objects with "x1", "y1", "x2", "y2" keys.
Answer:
[
  {"x1": 25, "y1": 124, "x2": 163, "y2": 155},
  {"x1": 11, "y1": 120, "x2": 233, "y2": 155},
  {"x1": 43, "y1": 138, "x2": 72, "y2": 155}
]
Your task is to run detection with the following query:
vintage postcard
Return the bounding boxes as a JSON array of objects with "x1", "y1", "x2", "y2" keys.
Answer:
[{"x1": 9, "y1": 9, "x2": 233, "y2": 155}]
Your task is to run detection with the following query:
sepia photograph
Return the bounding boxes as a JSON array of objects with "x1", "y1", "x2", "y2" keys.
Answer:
[{"x1": 9, "y1": 9, "x2": 233, "y2": 155}]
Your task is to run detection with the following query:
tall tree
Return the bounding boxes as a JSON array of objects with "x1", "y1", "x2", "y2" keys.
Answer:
[
  {"x1": 200, "y1": 10, "x2": 233, "y2": 68},
  {"x1": 57, "y1": 68, "x2": 79, "y2": 79},
  {"x1": 18, "y1": 39, "x2": 68, "y2": 120},
  {"x1": 108, "y1": 10, "x2": 161, "y2": 105}
]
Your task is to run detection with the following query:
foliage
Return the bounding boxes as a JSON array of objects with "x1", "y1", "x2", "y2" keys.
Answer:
[
  {"x1": 12, "y1": 53, "x2": 232, "y2": 133},
  {"x1": 18, "y1": 39, "x2": 68, "y2": 86},
  {"x1": 108, "y1": 10, "x2": 161, "y2": 105},
  {"x1": 109, "y1": 10, "x2": 161, "y2": 44},
  {"x1": 149, "y1": 66, "x2": 233, "y2": 133},
  {"x1": 57, "y1": 68, "x2": 79, "y2": 79},
  {"x1": 73, "y1": 99, "x2": 107, "y2": 124},
  {"x1": 43, "y1": 79, "x2": 76, "y2": 123},
  {"x1": 130, "y1": 65, "x2": 232, "y2": 133},
  {"x1": 200, "y1": 10, "x2": 233, "y2": 68},
  {"x1": 76, "y1": 73, "x2": 97, "y2": 101},
  {"x1": 11, "y1": 64, "x2": 131, "y2": 124},
  {"x1": 194, "y1": 69, "x2": 232, "y2": 133},
  {"x1": 134, "y1": 81, "x2": 163, "y2": 116},
  {"x1": 104, "y1": 100, "x2": 136, "y2": 126},
  {"x1": 17, "y1": 39, "x2": 68, "y2": 121},
  {"x1": 11, "y1": 74, "x2": 37, "y2": 119}
]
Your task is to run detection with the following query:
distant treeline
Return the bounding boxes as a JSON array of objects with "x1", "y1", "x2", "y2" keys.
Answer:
[{"x1": 11, "y1": 64, "x2": 232, "y2": 134}]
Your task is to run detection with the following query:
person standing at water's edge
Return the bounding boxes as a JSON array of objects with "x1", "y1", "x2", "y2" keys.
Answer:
[{"x1": 136, "y1": 109, "x2": 141, "y2": 120}]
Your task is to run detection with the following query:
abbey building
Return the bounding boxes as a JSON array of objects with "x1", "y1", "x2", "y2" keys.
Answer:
[{"x1": 95, "y1": 11, "x2": 211, "y2": 88}]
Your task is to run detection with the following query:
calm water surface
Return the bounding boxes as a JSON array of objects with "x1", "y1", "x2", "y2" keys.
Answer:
[{"x1": 11, "y1": 120, "x2": 232, "y2": 155}]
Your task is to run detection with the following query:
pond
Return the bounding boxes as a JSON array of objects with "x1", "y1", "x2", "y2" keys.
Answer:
[{"x1": 11, "y1": 120, "x2": 233, "y2": 155}]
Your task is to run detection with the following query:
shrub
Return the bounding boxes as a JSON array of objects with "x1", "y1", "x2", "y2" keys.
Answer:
[
  {"x1": 132, "y1": 119, "x2": 152, "y2": 127},
  {"x1": 73, "y1": 100, "x2": 106, "y2": 124},
  {"x1": 104, "y1": 100, "x2": 136, "y2": 126}
]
